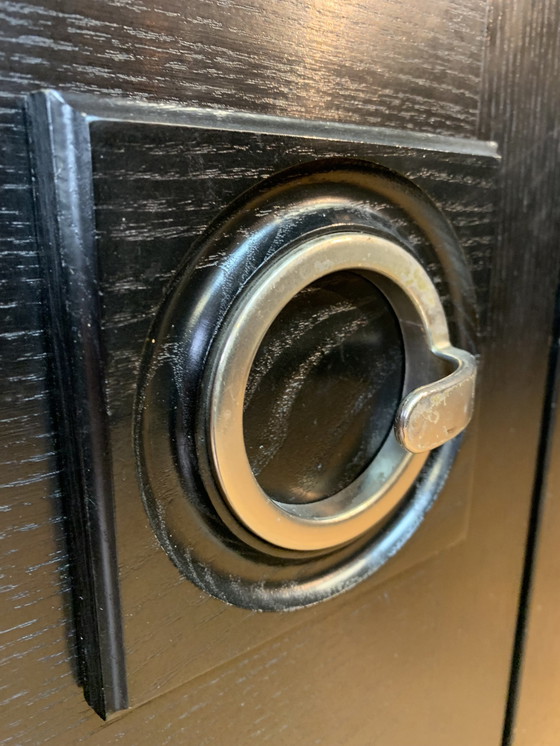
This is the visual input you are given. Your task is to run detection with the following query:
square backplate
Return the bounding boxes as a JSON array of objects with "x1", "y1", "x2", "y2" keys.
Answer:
[{"x1": 27, "y1": 90, "x2": 498, "y2": 717}]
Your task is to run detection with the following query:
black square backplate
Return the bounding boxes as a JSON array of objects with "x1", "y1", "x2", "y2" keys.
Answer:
[{"x1": 26, "y1": 90, "x2": 498, "y2": 717}]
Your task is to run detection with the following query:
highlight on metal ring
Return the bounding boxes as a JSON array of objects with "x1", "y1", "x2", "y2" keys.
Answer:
[{"x1": 202, "y1": 232, "x2": 477, "y2": 552}]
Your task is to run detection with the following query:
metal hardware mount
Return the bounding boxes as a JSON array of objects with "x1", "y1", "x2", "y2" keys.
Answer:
[{"x1": 204, "y1": 232, "x2": 476, "y2": 552}]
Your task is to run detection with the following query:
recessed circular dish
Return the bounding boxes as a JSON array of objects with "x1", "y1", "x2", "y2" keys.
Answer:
[
  {"x1": 135, "y1": 159, "x2": 477, "y2": 610},
  {"x1": 242, "y1": 269, "x2": 405, "y2": 505}
]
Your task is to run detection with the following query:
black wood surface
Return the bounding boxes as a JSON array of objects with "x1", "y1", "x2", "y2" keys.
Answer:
[
  {"x1": 25, "y1": 91, "x2": 128, "y2": 718},
  {"x1": 25, "y1": 90, "x2": 497, "y2": 716},
  {"x1": 98, "y1": 115, "x2": 494, "y2": 710},
  {"x1": 1, "y1": 0, "x2": 559, "y2": 743}
]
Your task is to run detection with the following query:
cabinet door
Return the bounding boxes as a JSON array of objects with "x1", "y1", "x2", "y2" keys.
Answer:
[{"x1": 1, "y1": 1, "x2": 558, "y2": 744}]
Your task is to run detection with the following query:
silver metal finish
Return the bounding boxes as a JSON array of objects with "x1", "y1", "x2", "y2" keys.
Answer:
[
  {"x1": 395, "y1": 346, "x2": 476, "y2": 453},
  {"x1": 203, "y1": 232, "x2": 477, "y2": 552}
]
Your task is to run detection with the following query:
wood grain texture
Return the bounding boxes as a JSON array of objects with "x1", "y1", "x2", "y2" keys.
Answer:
[
  {"x1": 0, "y1": 4, "x2": 489, "y2": 737},
  {"x1": 0, "y1": 0, "x2": 486, "y2": 134},
  {"x1": 2, "y1": 0, "x2": 559, "y2": 743},
  {"x1": 0, "y1": 546, "x2": 526, "y2": 745},
  {"x1": 476, "y1": 2, "x2": 560, "y2": 742},
  {"x1": 84, "y1": 115, "x2": 495, "y2": 707}
]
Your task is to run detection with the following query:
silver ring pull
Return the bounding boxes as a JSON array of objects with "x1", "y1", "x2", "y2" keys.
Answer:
[{"x1": 202, "y1": 232, "x2": 477, "y2": 551}]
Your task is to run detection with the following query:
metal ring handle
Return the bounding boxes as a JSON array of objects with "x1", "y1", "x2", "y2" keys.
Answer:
[
  {"x1": 395, "y1": 346, "x2": 476, "y2": 453},
  {"x1": 202, "y1": 232, "x2": 476, "y2": 551}
]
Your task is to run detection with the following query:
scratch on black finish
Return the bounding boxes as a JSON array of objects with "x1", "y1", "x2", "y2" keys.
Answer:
[
  {"x1": 25, "y1": 91, "x2": 128, "y2": 718},
  {"x1": 244, "y1": 273, "x2": 404, "y2": 503},
  {"x1": 56, "y1": 91, "x2": 497, "y2": 157}
]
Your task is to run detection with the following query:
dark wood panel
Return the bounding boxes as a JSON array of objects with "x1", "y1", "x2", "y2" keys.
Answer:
[
  {"x1": 0, "y1": 545, "x2": 521, "y2": 746},
  {"x1": 87, "y1": 108, "x2": 496, "y2": 708},
  {"x1": 23, "y1": 87, "x2": 498, "y2": 725},
  {"x1": 0, "y1": 2, "x2": 489, "y2": 738},
  {"x1": 508, "y1": 300, "x2": 560, "y2": 745},
  {"x1": 2, "y1": 0, "x2": 560, "y2": 743}
]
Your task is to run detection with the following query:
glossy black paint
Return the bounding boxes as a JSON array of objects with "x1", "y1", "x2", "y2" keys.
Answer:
[
  {"x1": 2, "y1": 1, "x2": 559, "y2": 743},
  {"x1": 139, "y1": 151, "x2": 484, "y2": 611},
  {"x1": 97, "y1": 115, "x2": 492, "y2": 713}
]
